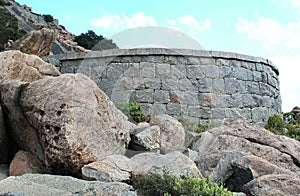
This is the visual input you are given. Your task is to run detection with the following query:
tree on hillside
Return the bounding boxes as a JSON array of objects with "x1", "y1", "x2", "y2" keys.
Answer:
[
  {"x1": 0, "y1": 8, "x2": 26, "y2": 51},
  {"x1": 74, "y1": 30, "x2": 118, "y2": 50}
]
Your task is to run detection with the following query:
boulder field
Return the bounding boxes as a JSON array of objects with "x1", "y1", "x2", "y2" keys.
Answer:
[{"x1": 0, "y1": 50, "x2": 299, "y2": 196}]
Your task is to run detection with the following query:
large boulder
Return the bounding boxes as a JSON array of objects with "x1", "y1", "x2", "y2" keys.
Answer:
[
  {"x1": 82, "y1": 155, "x2": 133, "y2": 182},
  {"x1": 0, "y1": 73, "x2": 133, "y2": 176},
  {"x1": 150, "y1": 114, "x2": 185, "y2": 153},
  {"x1": 130, "y1": 122, "x2": 160, "y2": 151},
  {"x1": 192, "y1": 121, "x2": 300, "y2": 175},
  {"x1": 131, "y1": 151, "x2": 202, "y2": 178},
  {"x1": 242, "y1": 174, "x2": 300, "y2": 196},
  {"x1": 9, "y1": 150, "x2": 43, "y2": 176},
  {"x1": 0, "y1": 105, "x2": 8, "y2": 164},
  {"x1": 9, "y1": 28, "x2": 55, "y2": 57},
  {"x1": 0, "y1": 50, "x2": 61, "y2": 82},
  {"x1": 0, "y1": 164, "x2": 8, "y2": 181},
  {"x1": 0, "y1": 174, "x2": 136, "y2": 195}
]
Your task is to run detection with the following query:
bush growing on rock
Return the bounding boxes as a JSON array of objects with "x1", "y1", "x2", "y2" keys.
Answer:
[
  {"x1": 0, "y1": 8, "x2": 26, "y2": 51},
  {"x1": 265, "y1": 114, "x2": 300, "y2": 140},
  {"x1": 133, "y1": 173, "x2": 232, "y2": 196},
  {"x1": 42, "y1": 14, "x2": 54, "y2": 22},
  {"x1": 117, "y1": 102, "x2": 144, "y2": 123}
]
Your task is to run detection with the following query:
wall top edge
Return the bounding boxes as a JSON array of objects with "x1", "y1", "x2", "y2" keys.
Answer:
[{"x1": 45, "y1": 48, "x2": 279, "y2": 75}]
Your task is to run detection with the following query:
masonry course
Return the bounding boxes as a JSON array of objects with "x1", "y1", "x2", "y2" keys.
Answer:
[{"x1": 43, "y1": 48, "x2": 281, "y2": 125}]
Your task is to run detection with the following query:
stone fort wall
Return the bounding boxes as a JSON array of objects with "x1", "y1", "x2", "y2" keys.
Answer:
[{"x1": 44, "y1": 48, "x2": 281, "y2": 125}]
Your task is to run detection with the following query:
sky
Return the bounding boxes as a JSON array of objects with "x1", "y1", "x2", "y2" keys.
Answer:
[{"x1": 17, "y1": 0, "x2": 300, "y2": 112}]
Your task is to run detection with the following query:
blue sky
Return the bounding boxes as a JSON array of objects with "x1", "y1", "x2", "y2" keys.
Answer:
[{"x1": 17, "y1": 0, "x2": 300, "y2": 112}]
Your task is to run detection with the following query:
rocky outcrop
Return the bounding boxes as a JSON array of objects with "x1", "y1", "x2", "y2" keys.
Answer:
[
  {"x1": 9, "y1": 28, "x2": 55, "y2": 56},
  {"x1": 0, "y1": 50, "x2": 61, "y2": 82},
  {"x1": 192, "y1": 121, "x2": 300, "y2": 175},
  {"x1": 0, "y1": 105, "x2": 8, "y2": 164},
  {"x1": 0, "y1": 164, "x2": 8, "y2": 181},
  {"x1": 0, "y1": 174, "x2": 136, "y2": 195},
  {"x1": 131, "y1": 151, "x2": 202, "y2": 179},
  {"x1": 82, "y1": 155, "x2": 133, "y2": 182},
  {"x1": 9, "y1": 151, "x2": 43, "y2": 176},
  {"x1": 2, "y1": 0, "x2": 88, "y2": 54},
  {"x1": 150, "y1": 114, "x2": 185, "y2": 153},
  {"x1": 1, "y1": 73, "x2": 133, "y2": 176},
  {"x1": 243, "y1": 174, "x2": 300, "y2": 196}
]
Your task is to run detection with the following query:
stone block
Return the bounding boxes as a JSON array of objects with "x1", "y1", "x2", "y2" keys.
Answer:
[
  {"x1": 178, "y1": 79, "x2": 196, "y2": 91},
  {"x1": 228, "y1": 94, "x2": 243, "y2": 108},
  {"x1": 219, "y1": 66, "x2": 233, "y2": 78},
  {"x1": 246, "y1": 81, "x2": 260, "y2": 94},
  {"x1": 140, "y1": 62, "x2": 155, "y2": 77},
  {"x1": 199, "y1": 57, "x2": 215, "y2": 65},
  {"x1": 199, "y1": 93, "x2": 217, "y2": 107},
  {"x1": 181, "y1": 92, "x2": 199, "y2": 105},
  {"x1": 224, "y1": 78, "x2": 246, "y2": 94},
  {"x1": 225, "y1": 108, "x2": 252, "y2": 120},
  {"x1": 134, "y1": 89, "x2": 154, "y2": 103},
  {"x1": 212, "y1": 108, "x2": 225, "y2": 119},
  {"x1": 171, "y1": 64, "x2": 187, "y2": 79},
  {"x1": 144, "y1": 78, "x2": 161, "y2": 89},
  {"x1": 151, "y1": 103, "x2": 167, "y2": 115},
  {"x1": 205, "y1": 65, "x2": 220, "y2": 78},
  {"x1": 123, "y1": 63, "x2": 140, "y2": 77},
  {"x1": 156, "y1": 63, "x2": 171, "y2": 78},
  {"x1": 216, "y1": 58, "x2": 231, "y2": 66},
  {"x1": 198, "y1": 78, "x2": 213, "y2": 93},
  {"x1": 216, "y1": 94, "x2": 231, "y2": 108},
  {"x1": 186, "y1": 65, "x2": 205, "y2": 79},
  {"x1": 166, "y1": 103, "x2": 181, "y2": 115},
  {"x1": 107, "y1": 63, "x2": 125, "y2": 79},
  {"x1": 161, "y1": 78, "x2": 178, "y2": 90},
  {"x1": 212, "y1": 79, "x2": 225, "y2": 93},
  {"x1": 187, "y1": 106, "x2": 211, "y2": 119},
  {"x1": 154, "y1": 90, "x2": 169, "y2": 104}
]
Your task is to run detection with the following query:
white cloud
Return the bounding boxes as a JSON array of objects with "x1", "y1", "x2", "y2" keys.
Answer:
[
  {"x1": 90, "y1": 14, "x2": 122, "y2": 29},
  {"x1": 236, "y1": 16, "x2": 300, "y2": 50},
  {"x1": 124, "y1": 12, "x2": 156, "y2": 28},
  {"x1": 90, "y1": 12, "x2": 156, "y2": 29},
  {"x1": 273, "y1": 0, "x2": 300, "y2": 14},
  {"x1": 269, "y1": 54, "x2": 300, "y2": 112},
  {"x1": 178, "y1": 15, "x2": 211, "y2": 31}
]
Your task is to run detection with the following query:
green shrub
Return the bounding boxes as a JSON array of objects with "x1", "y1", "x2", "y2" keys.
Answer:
[
  {"x1": 43, "y1": 14, "x2": 54, "y2": 22},
  {"x1": 117, "y1": 102, "x2": 144, "y2": 123},
  {"x1": 265, "y1": 114, "x2": 285, "y2": 135},
  {"x1": 132, "y1": 173, "x2": 233, "y2": 196},
  {"x1": 265, "y1": 114, "x2": 300, "y2": 141},
  {"x1": 0, "y1": 8, "x2": 26, "y2": 51},
  {"x1": 180, "y1": 119, "x2": 214, "y2": 133},
  {"x1": 74, "y1": 30, "x2": 118, "y2": 50},
  {"x1": 0, "y1": 0, "x2": 11, "y2": 6}
]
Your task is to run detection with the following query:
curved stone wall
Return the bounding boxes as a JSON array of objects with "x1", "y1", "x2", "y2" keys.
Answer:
[{"x1": 44, "y1": 48, "x2": 281, "y2": 125}]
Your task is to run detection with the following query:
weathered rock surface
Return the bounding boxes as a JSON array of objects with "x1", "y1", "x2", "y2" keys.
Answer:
[
  {"x1": 242, "y1": 174, "x2": 300, "y2": 196},
  {"x1": 9, "y1": 151, "x2": 43, "y2": 176},
  {"x1": 0, "y1": 105, "x2": 8, "y2": 164},
  {"x1": 0, "y1": 73, "x2": 133, "y2": 176},
  {"x1": 9, "y1": 28, "x2": 55, "y2": 57},
  {"x1": 0, "y1": 174, "x2": 136, "y2": 195},
  {"x1": 82, "y1": 155, "x2": 133, "y2": 182},
  {"x1": 213, "y1": 154, "x2": 298, "y2": 192},
  {"x1": 132, "y1": 151, "x2": 202, "y2": 178},
  {"x1": 130, "y1": 123, "x2": 160, "y2": 151},
  {"x1": 192, "y1": 121, "x2": 300, "y2": 175},
  {"x1": 150, "y1": 114, "x2": 185, "y2": 153},
  {"x1": 0, "y1": 50, "x2": 60, "y2": 82},
  {"x1": 0, "y1": 164, "x2": 8, "y2": 181}
]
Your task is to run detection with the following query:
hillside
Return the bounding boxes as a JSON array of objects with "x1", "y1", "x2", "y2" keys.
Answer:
[{"x1": 0, "y1": 0, "x2": 87, "y2": 54}]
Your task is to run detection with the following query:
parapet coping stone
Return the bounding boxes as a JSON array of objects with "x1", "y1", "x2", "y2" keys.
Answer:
[{"x1": 46, "y1": 48, "x2": 279, "y2": 75}]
